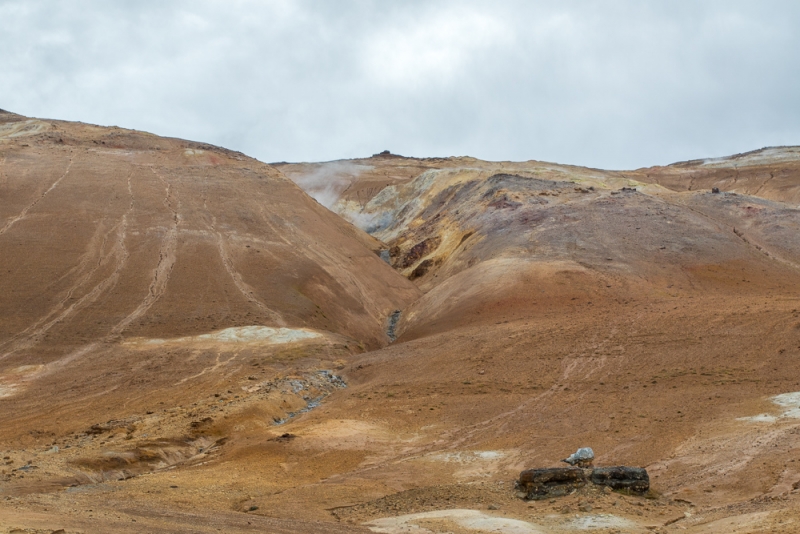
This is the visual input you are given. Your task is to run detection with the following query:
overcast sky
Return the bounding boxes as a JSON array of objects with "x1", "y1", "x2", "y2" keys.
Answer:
[{"x1": 2, "y1": 1, "x2": 799, "y2": 169}]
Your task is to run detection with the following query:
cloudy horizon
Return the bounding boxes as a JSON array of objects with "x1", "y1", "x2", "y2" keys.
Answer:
[{"x1": 2, "y1": 0, "x2": 799, "y2": 169}]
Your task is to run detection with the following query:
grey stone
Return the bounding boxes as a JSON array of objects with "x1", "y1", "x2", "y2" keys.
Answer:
[
  {"x1": 386, "y1": 310, "x2": 402, "y2": 342},
  {"x1": 562, "y1": 447, "x2": 594, "y2": 467}
]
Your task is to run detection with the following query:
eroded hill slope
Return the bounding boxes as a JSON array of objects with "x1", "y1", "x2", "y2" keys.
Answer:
[
  {"x1": 279, "y1": 151, "x2": 800, "y2": 532},
  {"x1": 2, "y1": 114, "x2": 800, "y2": 533},
  {"x1": 0, "y1": 111, "x2": 420, "y2": 532}
]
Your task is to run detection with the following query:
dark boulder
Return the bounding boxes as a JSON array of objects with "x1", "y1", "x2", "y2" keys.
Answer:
[
  {"x1": 591, "y1": 466, "x2": 649, "y2": 493},
  {"x1": 517, "y1": 467, "x2": 587, "y2": 500},
  {"x1": 372, "y1": 150, "x2": 403, "y2": 158}
]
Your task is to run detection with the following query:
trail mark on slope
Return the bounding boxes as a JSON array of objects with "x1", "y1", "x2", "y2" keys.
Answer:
[
  {"x1": 202, "y1": 181, "x2": 287, "y2": 324},
  {"x1": 110, "y1": 167, "x2": 180, "y2": 335},
  {"x1": 204, "y1": 196, "x2": 285, "y2": 325},
  {"x1": 174, "y1": 352, "x2": 239, "y2": 385},
  {"x1": 669, "y1": 195, "x2": 800, "y2": 272},
  {"x1": 0, "y1": 169, "x2": 135, "y2": 361},
  {"x1": 753, "y1": 172, "x2": 776, "y2": 197},
  {"x1": 0, "y1": 156, "x2": 73, "y2": 236}
]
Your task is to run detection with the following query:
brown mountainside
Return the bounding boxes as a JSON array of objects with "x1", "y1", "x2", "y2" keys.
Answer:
[{"x1": 2, "y1": 113, "x2": 800, "y2": 532}]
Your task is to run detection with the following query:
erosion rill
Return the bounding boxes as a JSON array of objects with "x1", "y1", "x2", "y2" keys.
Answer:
[{"x1": 386, "y1": 310, "x2": 402, "y2": 342}]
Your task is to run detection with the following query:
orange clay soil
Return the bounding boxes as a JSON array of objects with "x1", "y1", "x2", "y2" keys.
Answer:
[{"x1": 2, "y1": 112, "x2": 800, "y2": 533}]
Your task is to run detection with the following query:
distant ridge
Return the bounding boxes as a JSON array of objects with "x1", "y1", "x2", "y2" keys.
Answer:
[{"x1": 666, "y1": 145, "x2": 800, "y2": 167}]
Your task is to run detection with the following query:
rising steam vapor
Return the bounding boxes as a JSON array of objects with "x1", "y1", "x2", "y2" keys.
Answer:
[{"x1": 290, "y1": 162, "x2": 373, "y2": 209}]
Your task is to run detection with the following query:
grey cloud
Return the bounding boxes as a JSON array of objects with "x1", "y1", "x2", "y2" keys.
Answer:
[{"x1": 1, "y1": 0, "x2": 799, "y2": 169}]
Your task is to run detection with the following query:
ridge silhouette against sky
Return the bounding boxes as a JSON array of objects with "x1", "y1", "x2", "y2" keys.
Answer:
[{"x1": 1, "y1": 0, "x2": 799, "y2": 169}]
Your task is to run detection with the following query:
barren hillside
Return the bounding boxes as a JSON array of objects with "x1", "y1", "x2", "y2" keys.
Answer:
[{"x1": 2, "y1": 113, "x2": 800, "y2": 533}]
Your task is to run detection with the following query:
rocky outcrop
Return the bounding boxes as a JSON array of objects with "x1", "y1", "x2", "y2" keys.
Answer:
[
  {"x1": 394, "y1": 236, "x2": 442, "y2": 269},
  {"x1": 517, "y1": 463, "x2": 649, "y2": 500},
  {"x1": 386, "y1": 310, "x2": 402, "y2": 342},
  {"x1": 517, "y1": 467, "x2": 587, "y2": 499},
  {"x1": 591, "y1": 466, "x2": 650, "y2": 492}
]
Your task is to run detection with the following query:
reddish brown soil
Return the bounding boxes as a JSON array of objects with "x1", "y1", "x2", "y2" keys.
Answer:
[{"x1": 2, "y1": 112, "x2": 800, "y2": 533}]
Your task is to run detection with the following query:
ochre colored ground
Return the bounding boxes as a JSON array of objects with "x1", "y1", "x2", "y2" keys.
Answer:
[{"x1": 2, "y1": 113, "x2": 800, "y2": 533}]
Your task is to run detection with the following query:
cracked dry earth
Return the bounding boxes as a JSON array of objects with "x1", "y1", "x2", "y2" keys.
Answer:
[{"x1": 2, "y1": 111, "x2": 800, "y2": 533}]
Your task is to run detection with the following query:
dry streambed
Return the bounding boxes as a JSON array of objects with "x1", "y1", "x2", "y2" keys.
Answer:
[{"x1": 0, "y1": 369, "x2": 346, "y2": 493}]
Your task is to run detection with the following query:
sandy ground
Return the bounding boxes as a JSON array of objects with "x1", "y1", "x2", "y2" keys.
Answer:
[{"x1": 2, "y1": 111, "x2": 800, "y2": 532}]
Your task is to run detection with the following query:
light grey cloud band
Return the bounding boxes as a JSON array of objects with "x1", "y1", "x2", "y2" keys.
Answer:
[{"x1": 1, "y1": 0, "x2": 798, "y2": 169}]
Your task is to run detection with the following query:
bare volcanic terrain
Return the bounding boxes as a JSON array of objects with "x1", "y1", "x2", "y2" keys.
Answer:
[{"x1": 2, "y1": 112, "x2": 800, "y2": 533}]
